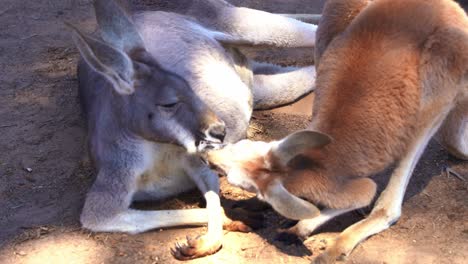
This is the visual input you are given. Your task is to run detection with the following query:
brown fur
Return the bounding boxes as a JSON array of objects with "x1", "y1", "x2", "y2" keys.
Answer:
[
  {"x1": 209, "y1": 0, "x2": 468, "y2": 263},
  {"x1": 207, "y1": 1, "x2": 467, "y2": 260},
  {"x1": 210, "y1": 0, "x2": 468, "y2": 229},
  {"x1": 231, "y1": 151, "x2": 281, "y2": 195},
  {"x1": 261, "y1": 0, "x2": 467, "y2": 208}
]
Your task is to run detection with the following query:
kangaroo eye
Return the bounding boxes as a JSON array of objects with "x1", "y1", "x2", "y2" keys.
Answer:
[{"x1": 158, "y1": 102, "x2": 178, "y2": 108}]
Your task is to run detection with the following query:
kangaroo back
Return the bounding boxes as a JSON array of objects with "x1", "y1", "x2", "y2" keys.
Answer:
[
  {"x1": 309, "y1": 0, "x2": 468, "y2": 177},
  {"x1": 206, "y1": 0, "x2": 468, "y2": 230}
]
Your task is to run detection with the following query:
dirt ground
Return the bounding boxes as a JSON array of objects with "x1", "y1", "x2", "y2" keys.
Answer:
[{"x1": 0, "y1": 0, "x2": 467, "y2": 263}]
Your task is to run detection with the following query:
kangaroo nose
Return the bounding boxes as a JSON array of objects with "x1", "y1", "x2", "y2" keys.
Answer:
[{"x1": 207, "y1": 122, "x2": 226, "y2": 142}]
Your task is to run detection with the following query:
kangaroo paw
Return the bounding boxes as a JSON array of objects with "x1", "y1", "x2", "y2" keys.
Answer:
[{"x1": 171, "y1": 235, "x2": 222, "y2": 260}]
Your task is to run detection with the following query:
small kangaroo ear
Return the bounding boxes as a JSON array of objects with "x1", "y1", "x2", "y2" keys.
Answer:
[
  {"x1": 93, "y1": 0, "x2": 144, "y2": 51},
  {"x1": 263, "y1": 181, "x2": 320, "y2": 220},
  {"x1": 315, "y1": 0, "x2": 370, "y2": 66},
  {"x1": 66, "y1": 22, "x2": 134, "y2": 95},
  {"x1": 271, "y1": 130, "x2": 332, "y2": 166},
  {"x1": 420, "y1": 26, "x2": 468, "y2": 99}
]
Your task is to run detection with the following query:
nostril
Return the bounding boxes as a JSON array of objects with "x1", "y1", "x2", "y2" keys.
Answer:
[{"x1": 208, "y1": 123, "x2": 226, "y2": 142}]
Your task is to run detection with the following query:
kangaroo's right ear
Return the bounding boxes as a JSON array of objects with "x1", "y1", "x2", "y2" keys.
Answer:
[
  {"x1": 263, "y1": 180, "x2": 320, "y2": 220},
  {"x1": 315, "y1": 0, "x2": 370, "y2": 66},
  {"x1": 94, "y1": 0, "x2": 144, "y2": 51},
  {"x1": 271, "y1": 130, "x2": 332, "y2": 166},
  {"x1": 420, "y1": 26, "x2": 468, "y2": 99},
  {"x1": 66, "y1": 23, "x2": 134, "y2": 95}
]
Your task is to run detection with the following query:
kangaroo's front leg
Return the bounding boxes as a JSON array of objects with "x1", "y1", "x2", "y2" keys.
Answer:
[
  {"x1": 278, "y1": 208, "x2": 355, "y2": 245},
  {"x1": 80, "y1": 167, "x2": 211, "y2": 234},
  {"x1": 171, "y1": 155, "x2": 225, "y2": 260}
]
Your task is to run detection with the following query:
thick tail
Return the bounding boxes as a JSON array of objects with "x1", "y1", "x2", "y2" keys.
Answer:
[
  {"x1": 213, "y1": 9, "x2": 318, "y2": 48},
  {"x1": 278, "y1": 14, "x2": 322, "y2": 24},
  {"x1": 252, "y1": 62, "x2": 316, "y2": 110}
]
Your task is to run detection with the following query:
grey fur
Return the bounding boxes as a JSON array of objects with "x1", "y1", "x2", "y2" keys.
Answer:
[{"x1": 70, "y1": 0, "x2": 319, "y2": 256}]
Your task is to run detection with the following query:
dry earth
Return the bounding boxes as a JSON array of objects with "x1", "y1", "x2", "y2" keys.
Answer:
[{"x1": 0, "y1": 1, "x2": 467, "y2": 264}]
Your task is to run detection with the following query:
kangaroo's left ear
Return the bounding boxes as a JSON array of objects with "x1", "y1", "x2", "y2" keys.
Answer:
[
  {"x1": 263, "y1": 180, "x2": 320, "y2": 220},
  {"x1": 271, "y1": 130, "x2": 332, "y2": 166},
  {"x1": 420, "y1": 26, "x2": 468, "y2": 95},
  {"x1": 65, "y1": 22, "x2": 136, "y2": 95},
  {"x1": 315, "y1": 0, "x2": 370, "y2": 66}
]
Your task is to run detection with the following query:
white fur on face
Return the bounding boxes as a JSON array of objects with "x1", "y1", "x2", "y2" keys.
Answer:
[
  {"x1": 166, "y1": 119, "x2": 197, "y2": 154},
  {"x1": 230, "y1": 139, "x2": 275, "y2": 160},
  {"x1": 226, "y1": 167, "x2": 257, "y2": 193},
  {"x1": 217, "y1": 140, "x2": 276, "y2": 193}
]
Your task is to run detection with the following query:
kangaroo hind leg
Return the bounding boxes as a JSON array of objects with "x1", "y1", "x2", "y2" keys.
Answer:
[
  {"x1": 436, "y1": 101, "x2": 468, "y2": 160},
  {"x1": 313, "y1": 111, "x2": 449, "y2": 264},
  {"x1": 80, "y1": 169, "x2": 210, "y2": 234},
  {"x1": 252, "y1": 62, "x2": 316, "y2": 110}
]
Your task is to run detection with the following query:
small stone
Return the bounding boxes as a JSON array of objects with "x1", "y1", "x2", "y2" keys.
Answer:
[
  {"x1": 24, "y1": 167, "x2": 32, "y2": 173},
  {"x1": 25, "y1": 175, "x2": 36, "y2": 183},
  {"x1": 16, "y1": 251, "x2": 27, "y2": 256}
]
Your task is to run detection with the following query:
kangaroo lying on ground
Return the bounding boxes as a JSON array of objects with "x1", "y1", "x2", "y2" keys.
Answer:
[
  {"x1": 207, "y1": 0, "x2": 468, "y2": 262},
  {"x1": 68, "y1": 0, "x2": 319, "y2": 259}
]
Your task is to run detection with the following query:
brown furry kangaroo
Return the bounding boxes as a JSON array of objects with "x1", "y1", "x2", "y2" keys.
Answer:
[{"x1": 206, "y1": 0, "x2": 468, "y2": 262}]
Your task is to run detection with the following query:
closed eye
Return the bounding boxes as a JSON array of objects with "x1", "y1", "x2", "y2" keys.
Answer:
[{"x1": 158, "y1": 102, "x2": 178, "y2": 108}]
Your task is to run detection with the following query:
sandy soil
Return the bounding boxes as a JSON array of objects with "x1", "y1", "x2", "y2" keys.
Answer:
[{"x1": 0, "y1": 1, "x2": 467, "y2": 264}]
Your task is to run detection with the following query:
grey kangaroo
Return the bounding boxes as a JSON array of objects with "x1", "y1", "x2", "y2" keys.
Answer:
[{"x1": 68, "y1": 0, "x2": 319, "y2": 259}]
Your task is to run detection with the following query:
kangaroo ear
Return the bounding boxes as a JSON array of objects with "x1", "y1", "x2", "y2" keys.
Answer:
[
  {"x1": 420, "y1": 26, "x2": 468, "y2": 99},
  {"x1": 93, "y1": 0, "x2": 144, "y2": 51},
  {"x1": 263, "y1": 181, "x2": 320, "y2": 220},
  {"x1": 271, "y1": 130, "x2": 332, "y2": 166},
  {"x1": 66, "y1": 23, "x2": 134, "y2": 95},
  {"x1": 315, "y1": 0, "x2": 370, "y2": 66}
]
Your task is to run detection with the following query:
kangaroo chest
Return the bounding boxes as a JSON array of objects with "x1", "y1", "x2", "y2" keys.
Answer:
[{"x1": 133, "y1": 143, "x2": 196, "y2": 201}]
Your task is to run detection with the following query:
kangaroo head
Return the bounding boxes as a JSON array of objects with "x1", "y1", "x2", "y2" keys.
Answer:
[
  {"x1": 206, "y1": 130, "x2": 332, "y2": 219},
  {"x1": 68, "y1": 0, "x2": 225, "y2": 152}
]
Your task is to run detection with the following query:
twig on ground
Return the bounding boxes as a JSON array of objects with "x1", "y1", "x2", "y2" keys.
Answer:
[
  {"x1": 240, "y1": 245, "x2": 262, "y2": 251},
  {"x1": 0, "y1": 6, "x2": 12, "y2": 16},
  {"x1": 21, "y1": 34, "x2": 39, "y2": 41},
  {"x1": 445, "y1": 167, "x2": 466, "y2": 181}
]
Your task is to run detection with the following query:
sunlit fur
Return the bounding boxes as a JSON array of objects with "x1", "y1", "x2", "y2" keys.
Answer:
[
  {"x1": 208, "y1": 0, "x2": 468, "y2": 261},
  {"x1": 73, "y1": 0, "x2": 322, "y2": 260}
]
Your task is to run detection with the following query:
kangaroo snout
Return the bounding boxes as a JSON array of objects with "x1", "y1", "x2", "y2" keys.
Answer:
[
  {"x1": 196, "y1": 118, "x2": 226, "y2": 152},
  {"x1": 206, "y1": 122, "x2": 226, "y2": 142}
]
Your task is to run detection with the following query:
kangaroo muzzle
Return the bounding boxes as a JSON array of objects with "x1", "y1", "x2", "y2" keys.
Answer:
[
  {"x1": 206, "y1": 122, "x2": 226, "y2": 142},
  {"x1": 196, "y1": 119, "x2": 226, "y2": 152}
]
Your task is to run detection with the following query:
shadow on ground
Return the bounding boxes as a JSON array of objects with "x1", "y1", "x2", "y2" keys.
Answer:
[{"x1": 0, "y1": 1, "x2": 467, "y2": 264}]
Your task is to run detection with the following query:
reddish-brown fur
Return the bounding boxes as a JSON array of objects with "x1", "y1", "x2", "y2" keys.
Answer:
[
  {"x1": 259, "y1": 0, "x2": 468, "y2": 209},
  {"x1": 206, "y1": 1, "x2": 467, "y2": 261},
  {"x1": 206, "y1": 0, "x2": 468, "y2": 206}
]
